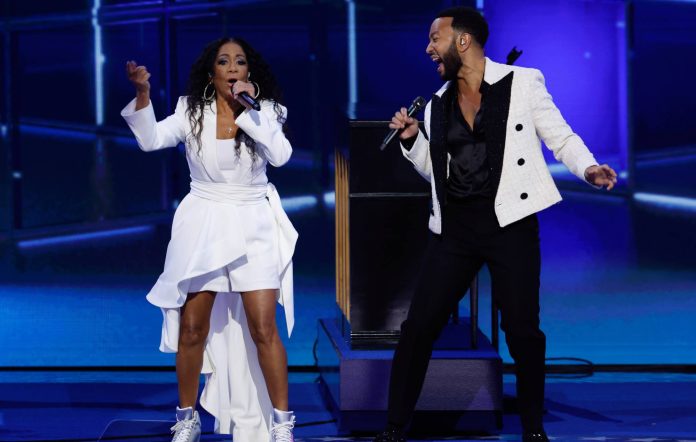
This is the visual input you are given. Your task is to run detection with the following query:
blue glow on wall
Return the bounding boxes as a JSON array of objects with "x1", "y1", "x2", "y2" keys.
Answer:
[{"x1": 483, "y1": 0, "x2": 627, "y2": 172}]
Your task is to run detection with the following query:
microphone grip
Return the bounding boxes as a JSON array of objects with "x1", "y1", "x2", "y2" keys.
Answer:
[
  {"x1": 379, "y1": 98, "x2": 424, "y2": 151},
  {"x1": 238, "y1": 91, "x2": 261, "y2": 111},
  {"x1": 379, "y1": 127, "x2": 401, "y2": 151},
  {"x1": 379, "y1": 97, "x2": 425, "y2": 150}
]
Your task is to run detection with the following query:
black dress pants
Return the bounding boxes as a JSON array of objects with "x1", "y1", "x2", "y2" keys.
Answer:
[{"x1": 386, "y1": 196, "x2": 546, "y2": 432}]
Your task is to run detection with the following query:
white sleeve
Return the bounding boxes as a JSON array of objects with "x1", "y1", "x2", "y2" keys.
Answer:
[
  {"x1": 529, "y1": 69, "x2": 598, "y2": 184},
  {"x1": 121, "y1": 96, "x2": 188, "y2": 152},
  {"x1": 235, "y1": 100, "x2": 292, "y2": 167},
  {"x1": 400, "y1": 100, "x2": 432, "y2": 182}
]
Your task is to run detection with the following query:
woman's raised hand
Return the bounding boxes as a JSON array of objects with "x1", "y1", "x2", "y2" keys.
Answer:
[
  {"x1": 231, "y1": 80, "x2": 257, "y2": 109},
  {"x1": 126, "y1": 60, "x2": 151, "y2": 94}
]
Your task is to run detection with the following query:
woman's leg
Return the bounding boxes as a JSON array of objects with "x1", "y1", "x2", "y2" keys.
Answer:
[
  {"x1": 176, "y1": 290, "x2": 216, "y2": 408},
  {"x1": 241, "y1": 289, "x2": 288, "y2": 410}
]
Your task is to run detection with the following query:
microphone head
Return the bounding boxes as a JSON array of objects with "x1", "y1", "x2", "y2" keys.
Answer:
[
  {"x1": 412, "y1": 96, "x2": 426, "y2": 110},
  {"x1": 406, "y1": 96, "x2": 426, "y2": 116}
]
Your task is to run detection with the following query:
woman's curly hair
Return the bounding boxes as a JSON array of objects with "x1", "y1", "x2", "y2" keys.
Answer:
[{"x1": 185, "y1": 37, "x2": 285, "y2": 159}]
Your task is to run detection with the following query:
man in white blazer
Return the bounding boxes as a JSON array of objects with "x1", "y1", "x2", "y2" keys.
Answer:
[{"x1": 373, "y1": 7, "x2": 617, "y2": 442}]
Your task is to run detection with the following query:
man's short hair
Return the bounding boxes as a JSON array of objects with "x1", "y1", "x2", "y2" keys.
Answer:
[{"x1": 436, "y1": 7, "x2": 489, "y2": 48}]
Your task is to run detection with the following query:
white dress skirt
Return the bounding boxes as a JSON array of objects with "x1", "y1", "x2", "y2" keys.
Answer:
[
  {"x1": 187, "y1": 140, "x2": 279, "y2": 294},
  {"x1": 121, "y1": 98, "x2": 298, "y2": 441}
]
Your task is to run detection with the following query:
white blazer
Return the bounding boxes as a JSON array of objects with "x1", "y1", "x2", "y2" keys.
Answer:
[
  {"x1": 402, "y1": 57, "x2": 599, "y2": 233},
  {"x1": 122, "y1": 96, "x2": 297, "y2": 336},
  {"x1": 125, "y1": 96, "x2": 292, "y2": 175}
]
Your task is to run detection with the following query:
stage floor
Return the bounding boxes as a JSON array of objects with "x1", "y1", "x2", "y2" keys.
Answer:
[
  {"x1": 2, "y1": 188, "x2": 696, "y2": 368},
  {"x1": 0, "y1": 371, "x2": 695, "y2": 441},
  {"x1": 1, "y1": 159, "x2": 696, "y2": 440}
]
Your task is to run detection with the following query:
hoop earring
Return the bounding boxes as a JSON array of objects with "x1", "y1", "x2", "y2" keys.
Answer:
[
  {"x1": 203, "y1": 81, "x2": 215, "y2": 101},
  {"x1": 250, "y1": 81, "x2": 260, "y2": 98}
]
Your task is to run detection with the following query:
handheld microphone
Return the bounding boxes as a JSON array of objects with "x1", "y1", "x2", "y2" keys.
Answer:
[
  {"x1": 238, "y1": 91, "x2": 261, "y2": 111},
  {"x1": 231, "y1": 82, "x2": 261, "y2": 111},
  {"x1": 379, "y1": 96, "x2": 426, "y2": 151}
]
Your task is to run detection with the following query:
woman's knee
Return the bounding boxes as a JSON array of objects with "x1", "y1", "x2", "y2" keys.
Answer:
[
  {"x1": 249, "y1": 320, "x2": 278, "y2": 346},
  {"x1": 179, "y1": 320, "x2": 209, "y2": 348}
]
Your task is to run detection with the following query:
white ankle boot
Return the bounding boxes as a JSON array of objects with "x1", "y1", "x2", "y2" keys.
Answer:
[
  {"x1": 269, "y1": 408, "x2": 295, "y2": 442},
  {"x1": 171, "y1": 406, "x2": 201, "y2": 442}
]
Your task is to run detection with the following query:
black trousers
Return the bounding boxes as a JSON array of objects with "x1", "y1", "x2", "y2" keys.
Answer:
[{"x1": 387, "y1": 196, "x2": 546, "y2": 432}]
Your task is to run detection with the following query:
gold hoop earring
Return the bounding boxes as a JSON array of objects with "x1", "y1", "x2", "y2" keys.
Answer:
[
  {"x1": 203, "y1": 81, "x2": 215, "y2": 101},
  {"x1": 251, "y1": 81, "x2": 260, "y2": 98}
]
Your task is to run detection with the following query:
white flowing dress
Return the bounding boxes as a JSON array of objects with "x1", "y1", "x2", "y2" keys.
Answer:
[{"x1": 121, "y1": 96, "x2": 298, "y2": 441}]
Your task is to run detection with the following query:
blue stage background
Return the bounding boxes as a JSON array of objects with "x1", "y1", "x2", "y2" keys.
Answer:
[{"x1": 1, "y1": 0, "x2": 695, "y2": 368}]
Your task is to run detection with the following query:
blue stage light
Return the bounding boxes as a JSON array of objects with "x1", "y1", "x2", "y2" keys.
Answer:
[
  {"x1": 19, "y1": 124, "x2": 95, "y2": 141},
  {"x1": 93, "y1": 0, "x2": 104, "y2": 126},
  {"x1": 18, "y1": 225, "x2": 155, "y2": 250},
  {"x1": 281, "y1": 195, "x2": 318, "y2": 213},
  {"x1": 323, "y1": 191, "x2": 335, "y2": 208},
  {"x1": 347, "y1": 0, "x2": 357, "y2": 119},
  {"x1": 634, "y1": 192, "x2": 696, "y2": 212}
]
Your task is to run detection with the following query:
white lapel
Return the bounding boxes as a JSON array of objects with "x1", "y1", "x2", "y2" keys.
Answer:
[
  {"x1": 434, "y1": 57, "x2": 512, "y2": 97},
  {"x1": 434, "y1": 81, "x2": 450, "y2": 98},
  {"x1": 200, "y1": 100, "x2": 226, "y2": 182},
  {"x1": 483, "y1": 57, "x2": 512, "y2": 85}
]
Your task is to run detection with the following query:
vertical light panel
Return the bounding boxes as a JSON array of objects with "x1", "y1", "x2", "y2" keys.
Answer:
[
  {"x1": 616, "y1": 6, "x2": 629, "y2": 184},
  {"x1": 92, "y1": 0, "x2": 104, "y2": 125},
  {"x1": 346, "y1": 0, "x2": 357, "y2": 119}
]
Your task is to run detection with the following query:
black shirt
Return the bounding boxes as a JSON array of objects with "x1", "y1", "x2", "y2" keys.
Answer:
[{"x1": 446, "y1": 82, "x2": 494, "y2": 199}]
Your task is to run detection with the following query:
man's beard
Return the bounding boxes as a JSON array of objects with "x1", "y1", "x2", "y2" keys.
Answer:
[{"x1": 441, "y1": 42, "x2": 462, "y2": 80}]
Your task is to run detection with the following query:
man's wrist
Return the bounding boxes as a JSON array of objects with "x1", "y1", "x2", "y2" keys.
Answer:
[
  {"x1": 401, "y1": 133, "x2": 418, "y2": 150},
  {"x1": 584, "y1": 164, "x2": 598, "y2": 181}
]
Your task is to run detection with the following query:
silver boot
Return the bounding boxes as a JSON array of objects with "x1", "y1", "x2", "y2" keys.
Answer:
[
  {"x1": 170, "y1": 406, "x2": 201, "y2": 442},
  {"x1": 270, "y1": 408, "x2": 295, "y2": 442}
]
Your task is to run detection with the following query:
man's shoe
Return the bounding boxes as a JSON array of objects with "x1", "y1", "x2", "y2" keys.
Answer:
[
  {"x1": 373, "y1": 428, "x2": 407, "y2": 442},
  {"x1": 523, "y1": 431, "x2": 549, "y2": 442},
  {"x1": 170, "y1": 407, "x2": 201, "y2": 442}
]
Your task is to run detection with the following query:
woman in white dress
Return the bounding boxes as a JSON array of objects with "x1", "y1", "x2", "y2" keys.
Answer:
[{"x1": 122, "y1": 37, "x2": 298, "y2": 442}]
